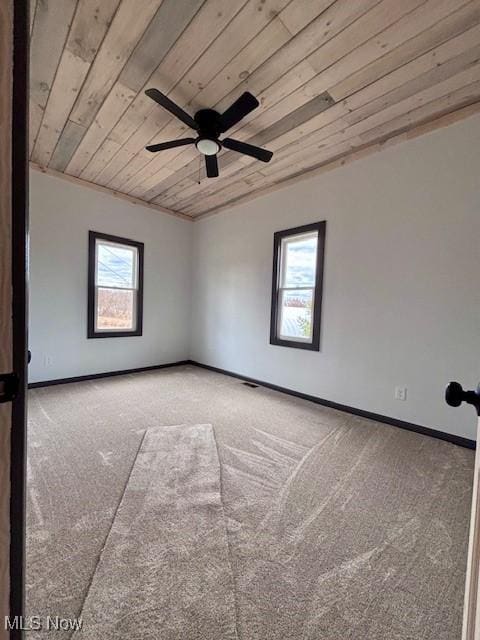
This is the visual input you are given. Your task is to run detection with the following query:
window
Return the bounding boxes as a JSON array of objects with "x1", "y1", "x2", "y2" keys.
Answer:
[
  {"x1": 270, "y1": 221, "x2": 325, "y2": 351},
  {"x1": 88, "y1": 231, "x2": 144, "y2": 338}
]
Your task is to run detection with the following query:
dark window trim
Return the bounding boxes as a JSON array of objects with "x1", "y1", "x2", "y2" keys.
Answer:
[
  {"x1": 270, "y1": 221, "x2": 326, "y2": 351},
  {"x1": 88, "y1": 231, "x2": 144, "y2": 339}
]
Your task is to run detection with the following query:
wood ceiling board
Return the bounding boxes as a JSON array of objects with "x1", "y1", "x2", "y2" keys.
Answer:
[
  {"x1": 30, "y1": 0, "x2": 480, "y2": 219},
  {"x1": 89, "y1": 17, "x2": 291, "y2": 189},
  {"x1": 81, "y1": 139, "x2": 123, "y2": 182},
  {"x1": 99, "y1": 150, "x2": 149, "y2": 190},
  {"x1": 133, "y1": 0, "x2": 448, "y2": 203},
  {"x1": 277, "y1": 0, "x2": 336, "y2": 35},
  {"x1": 95, "y1": 0, "x2": 294, "y2": 193},
  {"x1": 193, "y1": 101, "x2": 480, "y2": 219},
  {"x1": 231, "y1": 0, "x2": 464, "y2": 140},
  {"x1": 358, "y1": 79, "x2": 480, "y2": 142},
  {"x1": 72, "y1": 0, "x2": 252, "y2": 182},
  {"x1": 31, "y1": 0, "x2": 120, "y2": 168},
  {"x1": 107, "y1": 0, "x2": 254, "y2": 145},
  {"x1": 342, "y1": 20, "x2": 480, "y2": 116},
  {"x1": 117, "y1": 0, "x2": 206, "y2": 93},
  {"x1": 66, "y1": 82, "x2": 137, "y2": 176},
  {"x1": 152, "y1": 177, "x2": 200, "y2": 207},
  {"x1": 133, "y1": 15, "x2": 294, "y2": 154},
  {"x1": 65, "y1": 0, "x2": 222, "y2": 176},
  {"x1": 149, "y1": 0, "x2": 476, "y2": 208},
  {"x1": 171, "y1": 0, "x2": 292, "y2": 101},
  {"x1": 329, "y1": 0, "x2": 480, "y2": 101},
  {"x1": 167, "y1": 101, "x2": 346, "y2": 210},
  {"x1": 95, "y1": 25, "x2": 291, "y2": 192},
  {"x1": 48, "y1": 121, "x2": 87, "y2": 172},
  {"x1": 183, "y1": 71, "x2": 480, "y2": 214},
  {"x1": 241, "y1": 0, "x2": 466, "y2": 139},
  {"x1": 68, "y1": 0, "x2": 164, "y2": 129},
  {"x1": 166, "y1": 0, "x2": 379, "y2": 152},
  {"x1": 129, "y1": 0, "x2": 352, "y2": 179},
  {"x1": 151, "y1": 100, "x2": 366, "y2": 206},
  {"x1": 344, "y1": 43, "x2": 480, "y2": 126},
  {"x1": 159, "y1": 76, "x2": 475, "y2": 210},
  {"x1": 188, "y1": 89, "x2": 480, "y2": 214},
  {"x1": 214, "y1": 0, "x2": 383, "y2": 116},
  {"x1": 131, "y1": 79, "x2": 331, "y2": 201},
  {"x1": 129, "y1": 65, "x2": 327, "y2": 199},
  {"x1": 31, "y1": 50, "x2": 91, "y2": 167},
  {"x1": 29, "y1": 0, "x2": 78, "y2": 153},
  {"x1": 103, "y1": 0, "x2": 382, "y2": 197},
  {"x1": 348, "y1": 62, "x2": 480, "y2": 139},
  {"x1": 78, "y1": 0, "x2": 207, "y2": 181},
  {"x1": 99, "y1": 0, "x2": 206, "y2": 146}
]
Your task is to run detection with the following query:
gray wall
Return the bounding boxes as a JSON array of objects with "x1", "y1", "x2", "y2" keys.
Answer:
[
  {"x1": 29, "y1": 116, "x2": 480, "y2": 439},
  {"x1": 192, "y1": 115, "x2": 480, "y2": 441},
  {"x1": 29, "y1": 170, "x2": 192, "y2": 382}
]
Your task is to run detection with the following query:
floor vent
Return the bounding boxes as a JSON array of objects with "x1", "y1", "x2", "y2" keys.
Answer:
[{"x1": 242, "y1": 382, "x2": 258, "y2": 388}]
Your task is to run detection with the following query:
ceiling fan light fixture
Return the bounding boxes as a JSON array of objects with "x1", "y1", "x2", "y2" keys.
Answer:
[
  {"x1": 144, "y1": 89, "x2": 273, "y2": 178},
  {"x1": 196, "y1": 138, "x2": 220, "y2": 156}
]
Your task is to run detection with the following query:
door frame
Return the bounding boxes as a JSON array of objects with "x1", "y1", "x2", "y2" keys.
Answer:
[{"x1": 10, "y1": 0, "x2": 29, "y2": 636}]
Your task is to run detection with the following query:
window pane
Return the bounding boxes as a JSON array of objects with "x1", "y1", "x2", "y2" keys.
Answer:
[
  {"x1": 97, "y1": 242, "x2": 136, "y2": 289},
  {"x1": 282, "y1": 234, "x2": 317, "y2": 287},
  {"x1": 96, "y1": 287, "x2": 135, "y2": 330},
  {"x1": 279, "y1": 289, "x2": 313, "y2": 341}
]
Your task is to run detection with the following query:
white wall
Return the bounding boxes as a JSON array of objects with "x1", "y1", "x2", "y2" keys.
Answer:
[
  {"x1": 192, "y1": 115, "x2": 480, "y2": 441},
  {"x1": 29, "y1": 170, "x2": 192, "y2": 383}
]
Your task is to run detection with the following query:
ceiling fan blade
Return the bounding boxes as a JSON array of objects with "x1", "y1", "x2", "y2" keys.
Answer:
[
  {"x1": 222, "y1": 137, "x2": 273, "y2": 163},
  {"x1": 145, "y1": 88, "x2": 198, "y2": 130},
  {"x1": 218, "y1": 92, "x2": 259, "y2": 133},
  {"x1": 146, "y1": 138, "x2": 195, "y2": 153},
  {"x1": 205, "y1": 154, "x2": 219, "y2": 178}
]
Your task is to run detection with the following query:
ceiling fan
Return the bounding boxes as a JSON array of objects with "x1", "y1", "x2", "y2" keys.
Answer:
[{"x1": 144, "y1": 88, "x2": 273, "y2": 178}]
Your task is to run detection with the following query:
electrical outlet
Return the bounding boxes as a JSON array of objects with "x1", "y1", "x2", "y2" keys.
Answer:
[
  {"x1": 395, "y1": 386, "x2": 407, "y2": 401},
  {"x1": 44, "y1": 355, "x2": 53, "y2": 367}
]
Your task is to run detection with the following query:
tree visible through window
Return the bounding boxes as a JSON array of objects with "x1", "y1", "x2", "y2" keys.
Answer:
[
  {"x1": 270, "y1": 222, "x2": 325, "y2": 351},
  {"x1": 88, "y1": 231, "x2": 144, "y2": 338}
]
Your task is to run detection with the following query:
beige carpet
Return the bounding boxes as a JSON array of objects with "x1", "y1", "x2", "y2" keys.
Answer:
[
  {"x1": 26, "y1": 364, "x2": 474, "y2": 639},
  {"x1": 74, "y1": 425, "x2": 237, "y2": 640}
]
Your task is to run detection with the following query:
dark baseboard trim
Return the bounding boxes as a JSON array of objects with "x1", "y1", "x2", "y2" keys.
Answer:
[
  {"x1": 28, "y1": 360, "x2": 190, "y2": 389},
  {"x1": 187, "y1": 360, "x2": 476, "y2": 450},
  {"x1": 28, "y1": 359, "x2": 475, "y2": 449}
]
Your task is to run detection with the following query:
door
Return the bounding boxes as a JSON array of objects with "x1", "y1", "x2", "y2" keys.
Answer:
[
  {"x1": 464, "y1": 414, "x2": 480, "y2": 640},
  {"x1": 0, "y1": 0, "x2": 28, "y2": 638},
  {"x1": 445, "y1": 382, "x2": 480, "y2": 640}
]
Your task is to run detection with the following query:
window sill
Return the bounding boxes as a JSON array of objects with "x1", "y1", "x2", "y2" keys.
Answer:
[
  {"x1": 87, "y1": 330, "x2": 142, "y2": 339},
  {"x1": 269, "y1": 337, "x2": 319, "y2": 351}
]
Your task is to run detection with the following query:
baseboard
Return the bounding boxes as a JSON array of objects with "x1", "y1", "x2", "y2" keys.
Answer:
[
  {"x1": 28, "y1": 360, "x2": 190, "y2": 389},
  {"x1": 28, "y1": 359, "x2": 475, "y2": 449},
  {"x1": 187, "y1": 360, "x2": 476, "y2": 450}
]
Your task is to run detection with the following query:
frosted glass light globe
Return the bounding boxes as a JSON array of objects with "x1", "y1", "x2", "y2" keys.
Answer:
[{"x1": 196, "y1": 138, "x2": 220, "y2": 156}]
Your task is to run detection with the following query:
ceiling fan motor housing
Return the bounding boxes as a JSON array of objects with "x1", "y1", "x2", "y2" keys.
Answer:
[{"x1": 194, "y1": 108, "x2": 222, "y2": 142}]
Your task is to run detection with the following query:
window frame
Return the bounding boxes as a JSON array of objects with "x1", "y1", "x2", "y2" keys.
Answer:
[
  {"x1": 270, "y1": 221, "x2": 326, "y2": 351},
  {"x1": 88, "y1": 230, "x2": 144, "y2": 339}
]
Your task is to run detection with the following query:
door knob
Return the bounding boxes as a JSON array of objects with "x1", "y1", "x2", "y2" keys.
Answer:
[{"x1": 445, "y1": 381, "x2": 480, "y2": 415}]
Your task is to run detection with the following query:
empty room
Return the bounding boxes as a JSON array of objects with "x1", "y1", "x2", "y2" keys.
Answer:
[{"x1": 2, "y1": 0, "x2": 480, "y2": 638}]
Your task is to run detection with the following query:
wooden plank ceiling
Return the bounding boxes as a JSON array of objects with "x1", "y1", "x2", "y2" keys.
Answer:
[{"x1": 30, "y1": 0, "x2": 480, "y2": 218}]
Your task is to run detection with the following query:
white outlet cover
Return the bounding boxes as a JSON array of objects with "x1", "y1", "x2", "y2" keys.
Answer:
[{"x1": 395, "y1": 386, "x2": 407, "y2": 401}]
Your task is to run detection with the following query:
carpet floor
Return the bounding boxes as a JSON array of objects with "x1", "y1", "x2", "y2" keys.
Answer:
[
  {"x1": 74, "y1": 424, "x2": 237, "y2": 639},
  {"x1": 26, "y1": 364, "x2": 473, "y2": 639}
]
